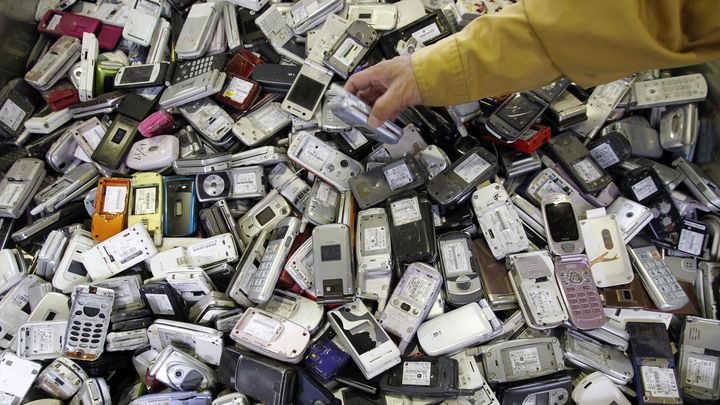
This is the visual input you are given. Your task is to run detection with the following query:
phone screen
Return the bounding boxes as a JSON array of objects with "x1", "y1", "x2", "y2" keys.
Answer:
[
  {"x1": 546, "y1": 202, "x2": 579, "y2": 242},
  {"x1": 120, "y1": 65, "x2": 155, "y2": 84},
  {"x1": 287, "y1": 74, "x2": 325, "y2": 111},
  {"x1": 496, "y1": 94, "x2": 544, "y2": 131}
]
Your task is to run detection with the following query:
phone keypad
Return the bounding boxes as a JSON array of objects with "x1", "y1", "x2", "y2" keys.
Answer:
[
  {"x1": 645, "y1": 259, "x2": 687, "y2": 300},
  {"x1": 173, "y1": 54, "x2": 227, "y2": 84},
  {"x1": 64, "y1": 290, "x2": 114, "y2": 360},
  {"x1": 248, "y1": 240, "x2": 282, "y2": 296},
  {"x1": 559, "y1": 268, "x2": 603, "y2": 317}
]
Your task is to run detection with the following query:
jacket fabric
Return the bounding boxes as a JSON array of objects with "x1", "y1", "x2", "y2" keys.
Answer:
[{"x1": 411, "y1": 0, "x2": 720, "y2": 106}]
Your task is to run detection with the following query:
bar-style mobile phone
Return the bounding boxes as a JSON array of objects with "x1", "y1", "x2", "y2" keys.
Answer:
[{"x1": 627, "y1": 244, "x2": 689, "y2": 311}]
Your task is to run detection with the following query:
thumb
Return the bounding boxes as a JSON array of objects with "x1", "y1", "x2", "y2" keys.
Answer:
[{"x1": 368, "y1": 85, "x2": 404, "y2": 128}]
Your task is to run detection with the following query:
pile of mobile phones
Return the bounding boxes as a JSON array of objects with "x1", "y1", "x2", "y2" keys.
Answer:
[{"x1": 0, "y1": 1, "x2": 718, "y2": 405}]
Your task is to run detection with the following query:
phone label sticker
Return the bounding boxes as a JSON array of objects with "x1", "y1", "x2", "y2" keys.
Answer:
[
  {"x1": 0, "y1": 183, "x2": 25, "y2": 207},
  {"x1": 631, "y1": 176, "x2": 659, "y2": 201},
  {"x1": 46, "y1": 14, "x2": 63, "y2": 31},
  {"x1": 316, "y1": 182, "x2": 338, "y2": 207},
  {"x1": 255, "y1": 104, "x2": 289, "y2": 131},
  {"x1": 589, "y1": 143, "x2": 620, "y2": 168},
  {"x1": 485, "y1": 204, "x2": 522, "y2": 248},
  {"x1": 145, "y1": 293, "x2": 175, "y2": 315},
  {"x1": 572, "y1": 159, "x2": 603, "y2": 182},
  {"x1": 401, "y1": 274, "x2": 434, "y2": 303},
  {"x1": 441, "y1": 241, "x2": 469, "y2": 276},
  {"x1": 640, "y1": 366, "x2": 680, "y2": 398},
  {"x1": 233, "y1": 172, "x2": 259, "y2": 194},
  {"x1": 103, "y1": 186, "x2": 127, "y2": 214},
  {"x1": 454, "y1": 153, "x2": 491, "y2": 184},
  {"x1": 677, "y1": 227, "x2": 704, "y2": 256},
  {"x1": 527, "y1": 288, "x2": 563, "y2": 316},
  {"x1": 509, "y1": 347, "x2": 541, "y2": 374},
  {"x1": 103, "y1": 237, "x2": 142, "y2": 264},
  {"x1": 363, "y1": 226, "x2": 387, "y2": 251},
  {"x1": 134, "y1": 186, "x2": 157, "y2": 215},
  {"x1": 384, "y1": 163, "x2": 414, "y2": 190},
  {"x1": 223, "y1": 77, "x2": 255, "y2": 103},
  {"x1": 402, "y1": 361, "x2": 431, "y2": 385},
  {"x1": 263, "y1": 295, "x2": 297, "y2": 318},
  {"x1": 411, "y1": 23, "x2": 441, "y2": 43},
  {"x1": 686, "y1": 356, "x2": 717, "y2": 389},
  {"x1": 0, "y1": 99, "x2": 25, "y2": 131},
  {"x1": 154, "y1": 330, "x2": 193, "y2": 355},
  {"x1": 298, "y1": 137, "x2": 332, "y2": 169},
  {"x1": 390, "y1": 197, "x2": 421, "y2": 226},
  {"x1": 244, "y1": 313, "x2": 280, "y2": 342},
  {"x1": 340, "y1": 128, "x2": 368, "y2": 149}
]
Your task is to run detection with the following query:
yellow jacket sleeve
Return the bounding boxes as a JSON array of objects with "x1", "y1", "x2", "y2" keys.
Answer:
[{"x1": 411, "y1": 0, "x2": 720, "y2": 106}]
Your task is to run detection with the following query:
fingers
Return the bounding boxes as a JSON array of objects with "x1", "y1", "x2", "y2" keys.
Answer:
[
  {"x1": 368, "y1": 84, "x2": 405, "y2": 128},
  {"x1": 345, "y1": 68, "x2": 375, "y2": 95}
]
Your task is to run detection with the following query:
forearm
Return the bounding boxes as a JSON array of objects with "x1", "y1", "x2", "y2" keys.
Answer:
[{"x1": 412, "y1": 0, "x2": 720, "y2": 107}]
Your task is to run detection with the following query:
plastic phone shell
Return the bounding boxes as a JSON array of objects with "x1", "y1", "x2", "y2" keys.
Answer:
[
  {"x1": 287, "y1": 131, "x2": 363, "y2": 192},
  {"x1": 507, "y1": 251, "x2": 568, "y2": 329},
  {"x1": 81, "y1": 223, "x2": 158, "y2": 281},
  {"x1": 417, "y1": 300, "x2": 500, "y2": 357},
  {"x1": 236, "y1": 189, "x2": 291, "y2": 245},
  {"x1": 230, "y1": 307, "x2": 310, "y2": 364},
  {"x1": 472, "y1": 183, "x2": 528, "y2": 259},
  {"x1": 578, "y1": 209, "x2": 634, "y2": 287},
  {"x1": 480, "y1": 337, "x2": 565, "y2": 384},
  {"x1": 426, "y1": 147, "x2": 498, "y2": 207},
  {"x1": 147, "y1": 319, "x2": 223, "y2": 365},
  {"x1": 63, "y1": 285, "x2": 114, "y2": 361},
  {"x1": 128, "y1": 172, "x2": 163, "y2": 246},
  {"x1": 328, "y1": 299, "x2": 401, "y2": 379},
  {"x1": 312, "y1": 223, "x2": 355, "y2": 303},
  {"x1": 52, "y1": 229, "x2": 96, "y2": 293},
  {"x1": 123, "y1": 0, "x2": 162, "y2": 46},
  {"x1": 379, "y1": 263, "x2": 442, "y2": 351},
  {"x1": 349, "y1": 155, "x2": 427, "y2": 209},
  {"x1": 387, "y1": 193, "x2": 436, "y2": 264},
  {"x1": 91, "y1": 177, "x2": 130, "y2": 242}
]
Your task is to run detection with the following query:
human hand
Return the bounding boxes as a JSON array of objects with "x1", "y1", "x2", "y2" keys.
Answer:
[{"x1": 344, "y1": 55, "x2": 423, "y2": 128}]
